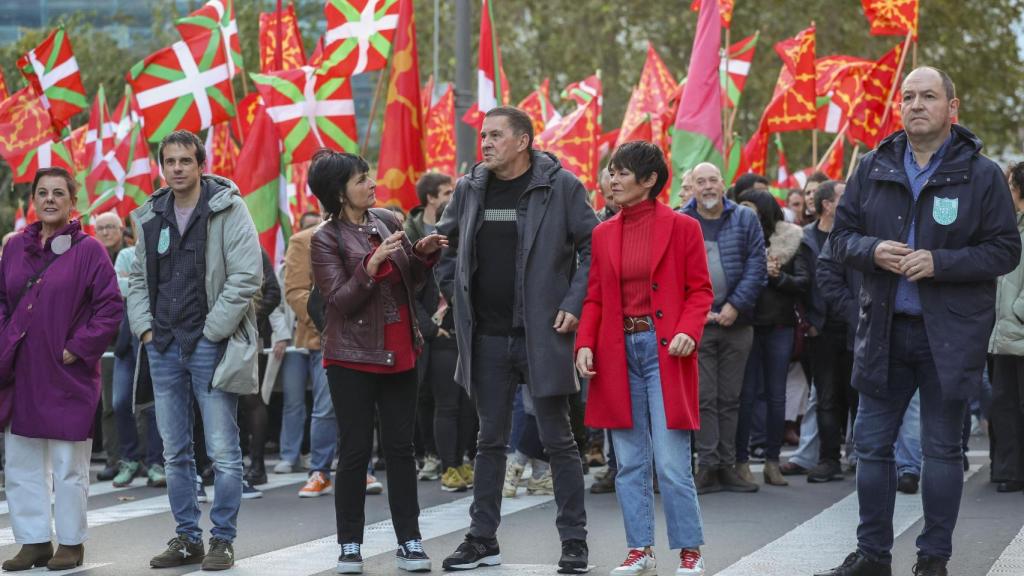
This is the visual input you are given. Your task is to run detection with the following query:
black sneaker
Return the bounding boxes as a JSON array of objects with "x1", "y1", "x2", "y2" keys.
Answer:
[
  {"x1": 442, "y1": 536, "x2": 501, "y2": 571},
  {"x1": 557, "y1": 539, "x2": 589, "y2": 574},
  {"x1": 912, "y1": 555, "x2": 948, "y2": 576},
  {"x1": 201, "y1": 538, "x2": 234, "y2": 571},
  {"x1": 898, "y1": 473, "x2": 920, "y2": 494},
  {"x1": 814, "y1": 551, "x2": 892, "y2": 576},
  {"x1": 338, "y1": 542, "x2": 363, "y2": 574},
  {"x1": 149, "y1": 535, "x2": 204, "y2": 568},
  {"x1": 397, "y1": 539, "x2": 432, "y2": 572},
  {"x1": 807, "y1": 460, "x2": 844, "y2": 483}
]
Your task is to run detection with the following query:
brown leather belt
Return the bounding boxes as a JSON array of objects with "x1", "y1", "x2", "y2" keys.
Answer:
[{"x1": 623, "y1": 316, "x2": 654, "y2": 334}]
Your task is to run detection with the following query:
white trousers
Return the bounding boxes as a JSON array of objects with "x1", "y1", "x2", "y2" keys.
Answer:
[{"x1": 4, "y1": 428, "x2": 90, "y2": 545}]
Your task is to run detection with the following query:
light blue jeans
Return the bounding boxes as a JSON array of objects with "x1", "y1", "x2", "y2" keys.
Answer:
[
  {"x1": 612, "y1": 330, "x2": 704, "y2": 550},
  {"x1": 895, "y1": 391, "x2": 922, "y2": 477},
  {"x1": 278, "y1": 349, "x2": 337, "y2": 473},
  {"x1": 788, "y1": 387, "x2": 820, "y2": 470},
  {"x1": 147, "y1": 337, "x2": 242, "y2": 543}
]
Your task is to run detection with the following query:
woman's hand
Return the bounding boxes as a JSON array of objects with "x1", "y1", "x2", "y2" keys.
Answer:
[
  {"x1": 767, "y1": 256, "x2": 781, "y2": 278},
  {"x1": 668, "y1": 333, "x2": 696, "y2": 357},
  {"x1": 62, "y1": 349, "x2": 78, "y2": 365},
  {"x1": 273, "y1": 340, "x2": 289, "y2": 360},
  {"x1": 367, "y1": 231, "x2": 405, "y2": 276},
  {"x1": 575, "y1": 347, "x2": 596, "y2": 378},
  {"x1": 414, "y1": 233, "x2": 449, "y2": 257}
]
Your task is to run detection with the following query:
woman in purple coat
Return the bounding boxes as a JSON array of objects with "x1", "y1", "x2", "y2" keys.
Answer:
[{"x1": 0, "y1": 167, "x2": 123, "y2": 571}]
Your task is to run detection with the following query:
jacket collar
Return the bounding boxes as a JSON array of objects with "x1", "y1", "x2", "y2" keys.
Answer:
[
  {"x1": 608, "y1": 201, "x2": 676, "y2": 280},
  {"x1": 23, "y1": 219, "x2": 83, "y2": 256},
  {"x1": 463, "y1": 150, "x2": 565, "y2": 193},
  {"x1": 682, "y1": 196, "x2": 738, "y2": 218},
  {"x1": 869, "y1": 125, "x2": 982, "y2": 186}
]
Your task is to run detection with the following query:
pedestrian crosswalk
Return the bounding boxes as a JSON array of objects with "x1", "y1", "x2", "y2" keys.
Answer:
[{"x1": 0, "y1": 457, "x2": 1020, "y2": 575}]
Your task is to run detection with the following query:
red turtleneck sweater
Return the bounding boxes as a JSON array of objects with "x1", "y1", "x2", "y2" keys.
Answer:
[{"x1": 620, "y1": 199, "x2": 655, "y2": 316}]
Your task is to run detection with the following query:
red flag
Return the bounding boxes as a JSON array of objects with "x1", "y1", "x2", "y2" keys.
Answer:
[
  {"x1": 862, "y1": 0, "x2": 918, "y2": 40},
  {"x1": 518, "y1": 79, "x2": 561, "y2": 138},
  {"x1": 63, "y1": 124, "x2": 89, "y2": 173},
  {"x1": 848, "y1": 43, "x2": 905, "y2": 149},
  {"x1": 762, "y1": 26, "x2": 817, "y2": 133},
  {"x1": 738, "y1": 122, "x2": 769, "y2": 177},
  {"x1": 375, "y1": 0, "x2": 424, "y2": 210},
  {"x1": 86, "y1": 87, "x2": 116, "y2": 170},
  {"x1": 0, "y1": 87, "x2": 58, "y2": 160},
  {"x1": 424, "y1": 83, "x2": 456, "y2": 176},
  {"x1": 618, "y1": 42, "x2": 677, "y2": 151},
  {"x1": 17, "y1": 27, "x2": 88, "y2": 132},
  {"x1": 421, "y1": 75, "x2": 435, "y2": 120},
  {"x1": 819, "y1": 135, "x2": 845, "y2": 180},
  {"x1": 814, "y1": 55, "x2": 873, "y2": 133},
  {"x1": 176, "y1": 0, "x2": 244, "y2": 77},
  {"x1": 235, "y1": 92, "x2": 263, "y2": 142},
  {"x1": 259, "y1": 2, "x2": 306, "y2": 73},
  {"x1": 86, "y1": 122, "x2": 154, "y2": 218},
  {"x1": 204, "y1": 121, "x2": 239, "y2": 177},
  {"x1": 536, "y1": 97, "x2": 600, "y2": 191},
  {"x1": 234, "y1": 106, "x2": 286, "y2": 262},
  {"x1": 128, "y1": 29, "x2": 236, "y2": 142},
  {"x1": 690, "y1": 0, "x2": 735, "y2": 28},
  {"x1": 0, "y1": 66, "x2": 8, "y2": 101},
  {"x1": 9, "y1": 139, "x2": 76, "y2": 184}
]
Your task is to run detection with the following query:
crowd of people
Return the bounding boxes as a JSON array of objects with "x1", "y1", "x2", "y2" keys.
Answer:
[{"x1": 0, "y1": 65, "x2": 1022, "y2": 576}]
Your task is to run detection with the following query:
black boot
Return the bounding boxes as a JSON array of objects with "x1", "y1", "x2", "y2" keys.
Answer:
[
  {"x1": 246, "y1": 458, "x2": 268, "y2": 486},
  {"x1": 912, "y1": 556, "x2": 948, "y2": 576},
  {"x1": 814, "y1": 551, "x2": 891, "y2": 576}
]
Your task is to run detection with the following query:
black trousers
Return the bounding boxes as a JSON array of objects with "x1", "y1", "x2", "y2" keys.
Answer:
[
  {"x1": 990, "y1": 354, "x2": 1024, "y2": 482},
  {"x1": 327, "y1": 365, "x2": 421, "y2": 544},
  {"x1": 811, "y1": 326, "x2": 857, "y2": 463},
  {"x1": 428, "y1": 338, "x2": 476, "y2": 471}
]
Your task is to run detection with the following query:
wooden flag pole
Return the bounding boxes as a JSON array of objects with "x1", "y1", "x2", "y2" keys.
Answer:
[
  {"x1": 812, "y1": 130, "x2": 818, "y2": 167},
  {"x1": 912, "y1": 40, "x2": 918, "y2": 69},
  {"x1": 846, "y1": 144, "x2": 861, "y2": 179},
  {"x1": 815, "y1": 124, "x2": 848, "y2": 170},
  {"x1": 361, "y1": 64, "x2": 390, "y2": 156},
  {"x1": 878, "y1": 32, "x2": 914, "y2": 135}
]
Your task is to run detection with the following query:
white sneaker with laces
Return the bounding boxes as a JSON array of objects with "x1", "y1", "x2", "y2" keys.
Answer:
[
  {"x1": 611, "y1": 549, "x2": 656, "y2": 575},
  {"x1": 273, "y1": 461, "x2": 294, "y2": 474},
  {"x1": 418, "y1": 454, "x2": 441, "y2": 481},
  {"x1": 677, "y1": 549, "x2": 705, "y2": 576},
  {"x1": 526, "y1": 470, "x2": 554, "y2": 495},
  {"x1": 502, "y1": 461, "x2": 525, "y2": 498}
]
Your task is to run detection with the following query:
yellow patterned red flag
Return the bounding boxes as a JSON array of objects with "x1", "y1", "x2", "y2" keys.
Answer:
[
  {"x1": 259, "y1": 2, "x2": 307, "y2": 73},
  {"x1": 690, "y1": 0, "x2": 735, "y2": 29},
  {"x1": 424, "y1": 83, "x2": 456, "y2": 176},
  {"x1": 848, "y1": 43, "x2": 904, "y2": 149},
  {"x1": 0, "y1": 87, "x2": 57, "y2": 160},
  {"x1": 762, "y1": 26, "x2": 816, "y2": 133},
  {"x1": 535, "y1": 97, "x2": 600, "y2": 191},
  {"x1": 861, "y1": 0, "x2": 918, "y2": 40}
]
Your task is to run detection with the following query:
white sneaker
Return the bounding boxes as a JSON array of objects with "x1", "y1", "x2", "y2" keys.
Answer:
[
  {"x1": 526, "y1": 470, "x2": 554, "y2": 495},
  {"x1": 611, "y1": 549, "x2": 656, "y2": 575},
  {"x1": 677, "y1": 549, "x2": 705, "y2": 575},
  {"x1": 502, "y1": 461, "x2": 525, "y2": 498},
  {"x1": 273, "y1": 461, "x2": 294, "y2": 474},
  {"x1": 418, "y1": 454, "x2": 441, "y2": 481}
]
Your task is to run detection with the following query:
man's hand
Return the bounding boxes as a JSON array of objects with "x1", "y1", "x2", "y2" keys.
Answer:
[
  {"x1": 414, "y1": 233, "x2": 449, "y2": 256},
  {"x1": 273, "y1": 340, "x2": 288, "y2": 360},
  {"x1": 873, "y1": 240, "x2": 912, "y2": 274},
  {"x1": 553, "y1": 310, "x2": 579, "y2": 333},
  {"x1": 706, "y1": 311, "x2": 720, "y2": 325},
  {"x1": 575, "y1": 347, "x2": 596, "y2": 378},
  {"x1": 141, "y1": 331, "x2": 153, "y2": 344},
  {"x1": 717, "y1": 303, "x2": 739, "y2": 327},
  {"x1": 899, "y1": 249, "x2": 935, "y2": 282},
  {"x1": 62, "y1": 349, "x2": 78, "y2": 365},
  {"x1": 437, "y1": 328, "x2": 451, "y2": 339},
  {"x1": 668, "y1": 333, "x2": 696, "y2": 357}
]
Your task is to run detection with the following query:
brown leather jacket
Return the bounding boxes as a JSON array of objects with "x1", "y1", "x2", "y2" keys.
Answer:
[{"x1": 310, "y1": 209, "x2": 432, "y2": 367}]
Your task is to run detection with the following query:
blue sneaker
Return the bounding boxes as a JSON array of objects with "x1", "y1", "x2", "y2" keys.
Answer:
[{"x1": 242, "y1": 480, "x2": 263, "y2": 500}]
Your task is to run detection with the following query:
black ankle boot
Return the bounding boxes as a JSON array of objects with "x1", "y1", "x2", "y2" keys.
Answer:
[
  {"x1": 814, "y1": 551, "x2": 892, "y2": 576},
  {"x1": 912, "y1": 556, "x2": 948, "y2": 576}
]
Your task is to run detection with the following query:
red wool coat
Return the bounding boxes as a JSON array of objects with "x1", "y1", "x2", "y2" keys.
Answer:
[{"x1": 576, "y1": 201, "x2": 713, "y2": 430}]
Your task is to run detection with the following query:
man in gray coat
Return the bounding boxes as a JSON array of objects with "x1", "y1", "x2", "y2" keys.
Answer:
[{"x1": 436, "y1": 106, "x2": 597, "y2": 574}]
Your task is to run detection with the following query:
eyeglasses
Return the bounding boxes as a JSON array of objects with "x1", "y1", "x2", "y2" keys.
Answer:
[{"x1": 96, "y1": 225, "x2": 120, "y2": 232}]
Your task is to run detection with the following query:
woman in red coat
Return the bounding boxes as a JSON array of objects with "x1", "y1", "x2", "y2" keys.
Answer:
[{"x1": 576, "y1": 142, "x2": 714, "y2": 576}]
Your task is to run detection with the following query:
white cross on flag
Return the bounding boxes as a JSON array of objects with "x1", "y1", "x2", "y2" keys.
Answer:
[{"x1": 320, "y1": 0, "x2": 400, "y2": 76}]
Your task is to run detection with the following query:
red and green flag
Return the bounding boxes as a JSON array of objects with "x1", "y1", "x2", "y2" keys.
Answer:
[
  {"x1": 721, "y1": 32, "x2": 759, "y2": 110},
  {"x1": 112, "y1": 86, "x2": 144, "y2": 146},
  {"x1": 85, "y1": 121, "x2": 155, "y2": 218},
  {"x1": 462, "y1": 0, "x2": 510, "y2": 130},
  {"x1": 375, "y1": 0, "x2": 424, "y2": 210},
  {"x1": 251, "y1": 64, "x2": 358, "y2": 165},
  {"x1": 10, "y1": 138, "x2": 75, "y2": 184},
  {"x1": 234, "y1": 105, "x2": 291, "y2": 263},
  {"x1": 321, "y1": 0, "x2": 400, "y2": 76},
  {"x1": 86, "y1": 86, "x2": 116, "y2": 170},
  {"x1": 176, "y1": 0, "x2": 244, "y2": 77},
  {"x1": 128, "y1": 29, "x2": 237, "y2": 142},
  {"x1": 259, "y1": 2, "x2": 307, "y2": 73},
  {"x1": 669, "y1": 0, "x2": 724, "y2": 206},
  {"x1": 17, "y1": 27, "x2": 88, "y2": 132},
  {"x1": 518, "y1": 79, "x2": 561, "y2": 140}
]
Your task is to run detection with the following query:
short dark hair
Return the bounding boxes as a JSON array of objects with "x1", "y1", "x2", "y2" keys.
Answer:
[
  {"x1": 307, "y1": 148, "x2": 370, "y2": 219},
  {"x1": 814, "y1": 180, "x2": 842, "y2": 215},
  {"x1": 298, "y1": 211, "x2": 321, "y2": 229},
  {"x1": 787, "y1": 189, "x2": 804, "y2": 202},
  {"x1": 1008, "y1": 162, "x2": 1024, "y2": 196},
  {"x1": 415, "y1": 172, "x2": 454, "y2": 206},
  {"x1": 484, "y1": 106, "x2": 534, "y2": 149},
  {"x1": 609, "y1": 141, "x2": 670, "y2": 200},
  {"x1": 734, "y1": 173, "x2": 770, "y2": 197},
  {"x1": 806, "y1": 171, "x2": 829, "y2": 188},
  {"x1": 159, "y1": 130, "x2": 206, "y2": 167},
  {"x1": 32, "y1": 166, "x2": 77, "y2": 200},
  {"x1": 738, "y1": 188, "x2": 785, "y2": 245}
]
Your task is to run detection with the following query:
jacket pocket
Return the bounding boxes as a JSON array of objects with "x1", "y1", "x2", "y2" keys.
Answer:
[{"x1": 944, "y1": 285, "x2": 994, "y2": 318}]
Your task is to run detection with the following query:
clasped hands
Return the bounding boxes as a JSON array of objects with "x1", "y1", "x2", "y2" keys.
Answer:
[{"x1": 873, "y1": 240, "x2": 934, "y2": 281}]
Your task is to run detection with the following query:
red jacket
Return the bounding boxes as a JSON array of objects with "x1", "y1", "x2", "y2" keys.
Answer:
[{"x1": 576, "y1": 201, "x2": 713, "y2": 430}]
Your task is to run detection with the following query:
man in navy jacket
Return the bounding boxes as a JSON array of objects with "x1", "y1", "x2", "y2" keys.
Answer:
[{"x1": 816, "y1": 68, "x2": 1021, "y2": 576}]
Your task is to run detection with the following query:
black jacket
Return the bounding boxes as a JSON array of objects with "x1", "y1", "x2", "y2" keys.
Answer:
[
  {"x1": 751, "y1": 221, "x2": 810, "y2": 326},
  {"x1": 831, "y1": 125, "x2": 1021, "y2": 399},
  {"x1": 817, "y1": 237, "x2": 862, "y2": 351}
]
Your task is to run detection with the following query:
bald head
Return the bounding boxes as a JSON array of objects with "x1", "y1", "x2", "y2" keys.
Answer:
[
  {"x1": 691, "y1": 163, "x2": 725, "y2": 215},
  {"x1": 906, "y1": 66, "x2": 956, "y2": 100}
]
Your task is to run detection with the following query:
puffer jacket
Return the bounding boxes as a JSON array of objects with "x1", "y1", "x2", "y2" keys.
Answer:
[
  {"x1": 989, "y1": 211, "x2": 1024, "y2": 356},
  {"x1": 680, "y1": 198, "x2": 767, "y2": 320},
  {"x1": 751, "y1": 221, "x2": 811, "y2": 326}
]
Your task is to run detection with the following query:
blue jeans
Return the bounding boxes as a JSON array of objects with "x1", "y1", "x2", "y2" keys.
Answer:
[
  {"x1": 612, "y1": 331, "x2": 704, "y2": 550},
  {"x1": 895, "y1": 391, "x2": 922, "y2": 477},
  {"x1": 788, "y1": 387, "x2": 820, "y2": 470},
  {"x1": 113, "y1": 338, "x2": 162, "y2": 466},
  {"x1": 854, "y1": 318, "x2": 968, "y2": 563},
  {"x1": 737, "y1": 325, "x2": 794, "y2": 462},
  {"x1": 147, "y1": 337, "x2": 242, "y2": 543},
  {"x1": 279, "y1": 350, "x2": 336, "y2": 473}
]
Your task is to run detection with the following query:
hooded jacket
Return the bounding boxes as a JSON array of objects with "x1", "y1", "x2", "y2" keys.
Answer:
[{"x1": 750, "y1": 220, "x2": 810, "y2": 326}]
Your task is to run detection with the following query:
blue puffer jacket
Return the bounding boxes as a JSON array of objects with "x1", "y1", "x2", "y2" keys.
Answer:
[{"x1": 681, "y1": 198, "x2": 767, "y2": 320}]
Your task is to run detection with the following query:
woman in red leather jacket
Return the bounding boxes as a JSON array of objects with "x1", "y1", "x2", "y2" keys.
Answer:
[{"x1": 307, "y1": 149, "x2": 447, "y2": 575}]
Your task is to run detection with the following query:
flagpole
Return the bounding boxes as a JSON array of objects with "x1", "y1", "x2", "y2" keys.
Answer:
[
  {"x1": 815, "y1": 124, "x2": 848, "y2": 171},
  {"x1": 812, "y1": 130, "x2": 818, "y2": 167},
  {"x1": 846, "y1": 144, "x2": 861, "y2": 179},
  {"x1": 361, "y1": 64, "x2": 390, "y2": 156},
  {"x1": 722, "y1": 25, "x2": 731, "y2": 156}
]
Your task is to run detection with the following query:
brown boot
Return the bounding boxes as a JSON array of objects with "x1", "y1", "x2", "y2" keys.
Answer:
[
  {"x1": 735, "y1": 462, "x2": 756, "y2": 484},
  {"x1": 764, "y1": 461, "x2": 789, "y2": 486},
  {"x1": 2, "y1": 542, "x2": 53, "y2": 571},
  {"x1": 46, "y1": 544, "x2": 84, "y2": 571},
  {"x1": 694, "y1": 465, "x2": 722, "y2": 494}
]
